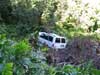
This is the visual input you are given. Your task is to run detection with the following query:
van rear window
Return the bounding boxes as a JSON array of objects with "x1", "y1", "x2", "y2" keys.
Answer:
[
  {"x1": 55, "y1": 38, "x2": 60, "y2": 43},
  {"x1": 61, "y1": 38, "x2": 65, "y2": 43}
]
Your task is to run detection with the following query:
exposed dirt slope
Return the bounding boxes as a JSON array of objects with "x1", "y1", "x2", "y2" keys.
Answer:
[{"x1": 46, "y1": 37, "x2": 100, "y2": 69}]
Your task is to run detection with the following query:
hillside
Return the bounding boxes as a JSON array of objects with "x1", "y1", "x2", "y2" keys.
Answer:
[
  {"x1": 46, "y1": 37, "x2": 100, "y2": 69},
  {"x1": 0, "y1": 0, "x2": 100, "y2": 75}
]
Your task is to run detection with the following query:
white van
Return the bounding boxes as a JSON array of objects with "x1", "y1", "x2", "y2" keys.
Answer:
[{"x1": 38, "y1": 32, "x2": 68, "y2": 49}]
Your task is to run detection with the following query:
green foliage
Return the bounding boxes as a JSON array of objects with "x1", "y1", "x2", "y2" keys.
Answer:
[
  {"x1": 0, "y1": 34, "x2": 52, "y2": 75},
  {"x1": 0, "y1": 0, "x2": 12, "y2": 23},
  {"x1": 91, "y1": 69, "x2": 100, "y2": 75},
  {"x1": 1, "y1": 0, "x2": 100, "y2": 38},
  {"x1": 2, "y1": 63, "x2": 13, "y2": 75},
  {"x1": 54, "y1": 61, "x2": 100, "y2": 75},
  {"x1": 0, "y1": 34, "x2": 100, "y2": 75},
  {"x1": 14, "y1": 40, "x2": 31, "y2": 56},
  {"x1": 55, "y1": 65, "x2": 78, "y2": 75},
  {"x1": 0, "y1": 0, "x2": 58, "y2": 38},
  {"x1": 1, "y1": 0, "x2": 100, "y2": 74}
]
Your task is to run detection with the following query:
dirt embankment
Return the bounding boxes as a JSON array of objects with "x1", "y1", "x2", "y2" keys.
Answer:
[{"x1": 46, "y1": 37, "x2": 100, "y2": 69}]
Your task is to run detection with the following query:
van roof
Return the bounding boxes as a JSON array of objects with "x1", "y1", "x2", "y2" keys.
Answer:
[
  {"x1": 49, "y1": 33, "x2": 61, "y2": 37},
  {"x1": 39, "y1": 32, "x2": 65, "y2": 38}
]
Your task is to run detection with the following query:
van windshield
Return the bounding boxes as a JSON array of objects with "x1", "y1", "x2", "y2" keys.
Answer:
[{"x1": 40, "y1": 34, "x2": 48, "y2": 40}]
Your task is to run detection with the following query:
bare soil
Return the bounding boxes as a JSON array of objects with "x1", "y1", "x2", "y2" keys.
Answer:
[{"x1": 46, "y1": 37, "x2": 100, "y2": 69}]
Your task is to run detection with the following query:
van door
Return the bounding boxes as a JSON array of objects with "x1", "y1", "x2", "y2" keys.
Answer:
[
  {"x1": 61, "y1": 38, "x2": 66, "y2": 48},
  {"x1": 54, "y1": 38, "x2": 66, "y2": 48},
  {"x1": 54, "y1": 38, "x2": 61, "y2": 48},
  {"x1": 47, "y1": 36, "x2": 53, "y2": 48}
]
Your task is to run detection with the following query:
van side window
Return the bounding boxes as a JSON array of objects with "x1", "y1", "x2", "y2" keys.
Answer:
[
  {"x1": 44, "y1": 35, "x2": 48, "y2": 40},
  {"x1": 55, "y1": 38, "x2": 60, "y2": 43},
  {"x1": 48, "y1": 36, "x2": 53, "y2": 42},
  {"x1": 62, "y1": 38, "x2": 65, "y2": 43}
]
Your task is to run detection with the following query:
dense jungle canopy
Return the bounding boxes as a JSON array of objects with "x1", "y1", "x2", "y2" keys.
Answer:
[
  {"x1": 0, "y1": 0, "x2": 100, "y2": 75},
  {"x1": 0, "y1": 0, "x2": 100, "y2": 37}
]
